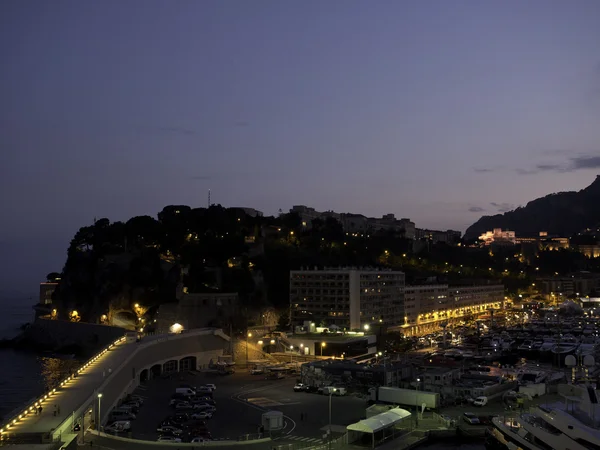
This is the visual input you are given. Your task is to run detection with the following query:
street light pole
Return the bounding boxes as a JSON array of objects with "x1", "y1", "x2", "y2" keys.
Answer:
[
  {"x1": 328, "y1": 388, "x2": 336, "y2": 450},
  {"x1": 290, "y1": 345, "x2": 294, "y2": 363},
  {"x1": 246, "y1": 332, "x2": 252, "y2": 367},
  {"x1": 97, "y1": 393, "x2": 103, "y2": 430}
]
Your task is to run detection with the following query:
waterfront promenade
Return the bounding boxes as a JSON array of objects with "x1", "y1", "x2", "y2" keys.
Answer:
[{"x1": 4, "y1": 335, "x2": 134, "y2": 436}]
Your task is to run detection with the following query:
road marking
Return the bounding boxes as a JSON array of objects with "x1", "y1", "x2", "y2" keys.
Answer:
[
  {"x1": 285, "y1": 435, "x2": 323, "y2": 443},
  {"x1": 247, "y1": 397, "x2": 284, "y2": 407}
]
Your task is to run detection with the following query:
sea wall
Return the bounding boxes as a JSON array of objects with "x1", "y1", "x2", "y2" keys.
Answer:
[{"x1": 17, "y1": 318, "x2": 126, "y2": 354}]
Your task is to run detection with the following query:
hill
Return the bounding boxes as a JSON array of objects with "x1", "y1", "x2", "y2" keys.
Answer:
[{"x1": 464, "y1": 175, "x2": 600, "y2": 239}]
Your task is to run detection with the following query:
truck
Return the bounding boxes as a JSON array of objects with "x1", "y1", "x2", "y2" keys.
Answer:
[{"x1": 371, "y1": 387, "x2": 439, "y2": 409}]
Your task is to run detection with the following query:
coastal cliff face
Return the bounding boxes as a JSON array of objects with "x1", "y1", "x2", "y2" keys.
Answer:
[{"x1": 465, "y1": 175, "x2": 600, "y2": 239}]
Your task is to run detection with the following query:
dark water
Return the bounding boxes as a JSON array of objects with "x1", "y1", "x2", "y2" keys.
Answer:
[{"x1": 0, "y1": 296, "x2": 81, "y2": 420}]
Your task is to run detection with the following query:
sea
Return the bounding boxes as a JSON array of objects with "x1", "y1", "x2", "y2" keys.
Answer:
[{"x1": 0, "y1": 296, "x2": 80, "y2": 422}]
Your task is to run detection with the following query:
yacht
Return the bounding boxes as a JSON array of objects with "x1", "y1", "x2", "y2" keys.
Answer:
[
  {"x1": 517, "y1": 369, "x2": 547, "y2": 385},
  {"x1": 579, "y1": 337, "x2": 599, "y2": 355},
  {"x1": 539, "y1": 338, "x2": 557, "y2": 353},
  {"x1": 486, "y1": 383, "x2": 600, "y2": 450},
  {"x1": 551, "y1": 342, "x2": 580, "y2": 358},
  {"x1": 517, "y1": 340, "x2": 534, "y2": 352}
]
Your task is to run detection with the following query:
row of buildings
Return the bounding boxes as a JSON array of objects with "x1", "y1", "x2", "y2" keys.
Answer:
[
  {"x1": 477, "y1": 228, "x2": 600, "y2": 257},
  {"x1": 290, "y1": 205, "x2": 461, "y2": 244},
  {"x1": 290, "y1": 267, "x2": 504, "y2": 336}
]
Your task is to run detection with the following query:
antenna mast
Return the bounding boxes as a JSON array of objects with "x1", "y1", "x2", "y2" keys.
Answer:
[{"x1": 208, "y1": 189, "x2": 211, "y2": 208}]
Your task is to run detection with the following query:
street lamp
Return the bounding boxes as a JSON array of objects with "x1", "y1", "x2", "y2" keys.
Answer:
[
  {"x1": 328, "y1": 388, "x2": 338, "y2": 450},
  {"x1": 416, "y1": 378, "x2": 421, "y2": 421},
  {"x1": 246, "y1": 332, "x2": 252, "y2": 366},
  {"x1": 258, "y1": 340, "x2": 263, "y2": 345},
  {"x1": 364, "y1": 324, "x2": 370, "y2": 332},
  {"x1": 97, "y1": 393, "x2": 103, "y2": 430},
  {"x1": 321, "y1": 342, "x2": 326, "y2": 356},
  {"x1": 290, "y1": 345, "x2": 294, "y2": 363}
]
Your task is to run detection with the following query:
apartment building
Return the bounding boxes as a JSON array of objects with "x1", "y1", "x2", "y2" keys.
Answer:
[
  {"x1": 399, "y1": 284, "x2": 504, "y2": 336},
  {"x1": 404, "y1": 284, "x2": 449, "y2": 326},
  {"x1": 289, "y1": 206, "x2": 415, "y2": 238},
  {"x1": 290, "y1": 267, "x2": 405, "y2": 330},
  {"x1": 415, "y1": 228, "x2": 462, "y2": 244}
]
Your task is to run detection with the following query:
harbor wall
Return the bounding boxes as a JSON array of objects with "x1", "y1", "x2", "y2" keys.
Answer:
[{"x1": 21, "y1": 318, "x2": 126, "y2": 352}]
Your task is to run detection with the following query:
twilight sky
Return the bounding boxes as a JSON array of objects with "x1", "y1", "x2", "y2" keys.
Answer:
[{"x1": 1, "y1": 0, "x2": 600, "y2": 294}]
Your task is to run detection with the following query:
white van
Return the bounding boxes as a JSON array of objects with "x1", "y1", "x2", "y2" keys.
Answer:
[{"x1": 175, "y1": 387, "x2": 196, "y2": 396}]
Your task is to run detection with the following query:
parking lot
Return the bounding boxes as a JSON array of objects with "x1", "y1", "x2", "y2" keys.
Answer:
[{"x1": 107, "y1": 369, "x2": 368, "y2": 444}]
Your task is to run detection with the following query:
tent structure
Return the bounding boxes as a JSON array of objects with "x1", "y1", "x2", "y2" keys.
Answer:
[{"x1": 347, "y1": 407, "x2": 412, "y2": 447}]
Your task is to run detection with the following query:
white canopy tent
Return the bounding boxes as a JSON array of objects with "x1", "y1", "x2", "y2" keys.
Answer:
[{"x1": 347, "y1": 408, "x2": 412, "y2": 447}]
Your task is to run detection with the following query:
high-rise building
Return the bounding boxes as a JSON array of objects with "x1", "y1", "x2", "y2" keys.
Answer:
[{"x1": 290, "y1": 267, "x2": 405, "y2": 330}]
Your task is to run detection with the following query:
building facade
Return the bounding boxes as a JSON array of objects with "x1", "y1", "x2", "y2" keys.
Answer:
[
  {"x1": 404, "y1": 284, "x2": 449, "y2": 327},
  {"x1": 157, "y1": 292, "x2": 239, "y2": 333},
  {"x1": 415, "y1": 228, "x2": 462, "y2": 244},
  {"x1": 290, "y1": 267, "x2": 405, "y2": 330},
  {"x1": 478, "y1": 228, "x2": 516, "y2": 245},
  {"x1": 397, "y1": 284, "x2": 504, "y2": 336},
  {"x1": 39, "y1": 282, "x2": 58, "y2": 305}
]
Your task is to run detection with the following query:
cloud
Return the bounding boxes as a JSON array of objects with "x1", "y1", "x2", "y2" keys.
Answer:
[
  {"x1": 516, "y1": 153, "x2": 600, "y2": 174},
  {"x1": 570, "y1": 155, "x2": 600, "y2": 170},
  {"x1": 515, "y1": 168, "x2": 538, "y2": 175},
  {"x1": 468, "y1": 206, "x2": 485, "y2": 213},
  {"x1": 473, "y1": 167, "x2": 494, "y2": 173},
  {"x1": 490, "y1": 202, "x2": 515, "y2": 213}
]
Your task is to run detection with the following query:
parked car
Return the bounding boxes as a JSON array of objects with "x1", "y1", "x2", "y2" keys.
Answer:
[
  {"x1": 191, "y1": 437, "x2": 211, "y2": 443},
  {"x1": 191, "y1": 397, "x2": 216, "y2": 406},
  {"x1": 174, "y1": 402, "x2": 193, "y2": 411},
  {"x1": 104, "y1": 423, "x2": 128, "y2": 434},
  {"x1": 107, "y1": 420, "x2": 131, "y2": 430},
  {"x1": 191, "y1": 411, "x2": 213, "y2": 420},
  {"x1": 157, "y1": 436, "x2": 182, "y2": 442},
  {"x1": 203, "y1": 384, "x2": 216, "y2": 390},
  {"x1": 156, "y1": 425, "x2": 183, "y2": 435},
  {"x1": 463, "y1": 413, "x2": 480, "y2": 425},
  {"x1": 473, "y1": 396, "x2": 488, "y2": 407},
  {"x1": 294, "y1": 383, "x2": 306, "y2": 392},
  {"x1": 251, "y1": 368, "x2": 264, "y2": 375},
  {"x1": 172, "y1": 413, "x2": 189, "y2": 423}
]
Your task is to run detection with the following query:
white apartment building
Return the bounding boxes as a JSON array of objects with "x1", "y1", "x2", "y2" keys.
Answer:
[
  {"x1": 290, "y1": 267, "x2": 405, "y2": 330},
  {"x1": 400, "y1": 284, "x2": 504, "y2": 336}
]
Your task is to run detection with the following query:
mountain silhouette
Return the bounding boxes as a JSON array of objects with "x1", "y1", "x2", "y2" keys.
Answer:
[{"x1": 464, "y1": 175, "x2": 600, "y2": 239}]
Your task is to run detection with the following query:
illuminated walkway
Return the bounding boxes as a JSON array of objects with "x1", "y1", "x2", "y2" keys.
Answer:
[
  {"x1": 2, "y1": 329, "x2": 229, "y2": 446},
  {"x1": 4, "y1": 337, "x2": 134, "y2": 435}
]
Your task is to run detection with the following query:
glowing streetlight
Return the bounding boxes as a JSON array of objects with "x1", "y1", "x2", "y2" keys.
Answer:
[
  {"x1": 169, "y1": 323, "x2": 183, "y2": 334},
  {"x1": 97, "y1": 393, "x2": 103, "y2": 429},
  {"x1": 321, "y1": 342, "x2": 326, "y2": 356},
  {"x1": 246, "y1": 332, "x2": 253, "y2": 366}
]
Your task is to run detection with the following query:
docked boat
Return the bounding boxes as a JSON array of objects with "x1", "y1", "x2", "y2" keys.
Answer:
[
  {"x1": 486, "y1": 382, "x2": 600, "y2": 450},
  {"x1": 517, "y1": 340, "x2": 534, "y2": 352}
]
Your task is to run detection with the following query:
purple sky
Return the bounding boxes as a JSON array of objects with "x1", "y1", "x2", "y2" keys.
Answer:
[{"x1": 1, "y1": 0, "x2": 600, "y2": 294}]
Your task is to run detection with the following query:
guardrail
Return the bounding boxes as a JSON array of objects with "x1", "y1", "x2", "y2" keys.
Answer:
[
  {"x1": 91, "y1": 430, "x2": 272, "y2": 446},
  {"x1": 0, "y1": 334, "x2": 127, "y2": 438}
]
